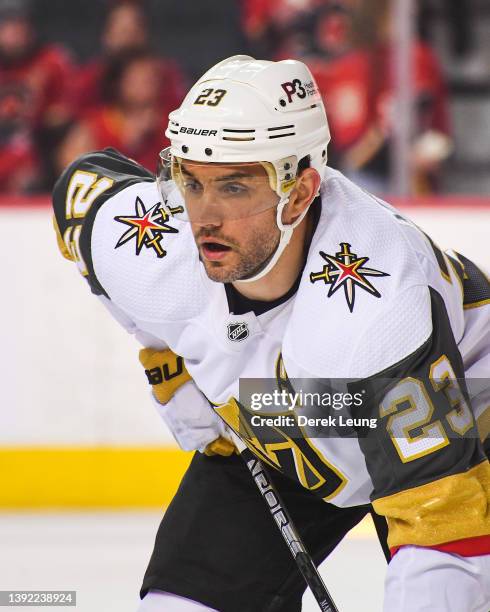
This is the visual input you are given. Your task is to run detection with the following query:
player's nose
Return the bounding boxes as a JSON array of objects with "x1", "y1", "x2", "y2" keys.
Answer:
[
  {"x1": 189, "y1": 198, "x2": 224, "y2": 228},
  {"x1": 192, "y1": 217, "x2": 223, "y2": 230}
]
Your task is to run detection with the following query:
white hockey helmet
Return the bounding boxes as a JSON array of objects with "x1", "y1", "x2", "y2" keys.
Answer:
[{"x1": 158, "y1": 55, "x2": 331, "y2": 281}]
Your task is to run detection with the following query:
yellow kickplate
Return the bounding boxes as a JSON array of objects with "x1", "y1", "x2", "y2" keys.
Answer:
[{"x1": 0, "y1": 447, "x2": 193, "y2": 509}]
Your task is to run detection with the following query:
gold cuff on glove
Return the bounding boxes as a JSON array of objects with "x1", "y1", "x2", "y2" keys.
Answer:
[{"x1": 139, "y1": 347, "x2": 191, "y2": 404}]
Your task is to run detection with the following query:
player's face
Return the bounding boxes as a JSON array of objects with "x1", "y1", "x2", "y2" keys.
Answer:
[{"x1": 183, "y1": 161, "x2": 281, "y2": 283}]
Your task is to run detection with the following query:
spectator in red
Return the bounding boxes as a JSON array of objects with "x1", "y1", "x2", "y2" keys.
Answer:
[
  {"x1": 57, "y1": 49, "x2": 170, "y2": 174},
  {"x1": 241, "y1": 0, "x2": 318, "y2": 58},
  {"x1": 242, "y1": 0, "x2": 299, "y2": 44},
  {"x1": 0, "y1": 0, "x2": 73, "y2": 191},
  {"x1": 0, "y1": 82, "x2": 38, "y2": 192},
  {"x1": 311, "y1": 0, "x2": 452, "y2": 193},
  {"x1": 306, "y1": 2, "x2": 355, "y2": 63},
  {"x1": 70, "y1": 0, "x2": 186, "y2": 119},
  {"x1": 0, "y1": 0, "x2": 72, "y2": 130},
  {"x1": 242, "y1": 0, "x2": 355, "y2": 60}
]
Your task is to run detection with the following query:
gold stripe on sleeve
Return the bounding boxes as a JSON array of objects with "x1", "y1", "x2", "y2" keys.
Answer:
[{"x1": 373, "y1": 460, "x2": 490, "y2": 549}]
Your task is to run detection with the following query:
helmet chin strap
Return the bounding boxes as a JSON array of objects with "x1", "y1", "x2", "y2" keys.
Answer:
[{"x1": 236, "y1": 196, "x2": 310, "y2": 284}]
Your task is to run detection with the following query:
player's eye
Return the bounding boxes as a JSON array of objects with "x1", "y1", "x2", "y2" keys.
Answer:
[
  {"x1": 221, "y1": 182, "x2": 248, "y2": 196},
  {"x1": 183, "y1": 180, "x2": 203, "y2": 195}
]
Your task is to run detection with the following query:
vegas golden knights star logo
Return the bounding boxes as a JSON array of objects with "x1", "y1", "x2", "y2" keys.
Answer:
[
  {"x1": 310, "y1": 242, "x2": 389, "y2": 312},
  {"x1": 115, "y1": 197, "x2": 184, "y2": 258}
]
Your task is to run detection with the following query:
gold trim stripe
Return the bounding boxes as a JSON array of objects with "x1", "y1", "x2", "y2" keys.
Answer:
[
  {"x1": 373, "y1": 461, "x2": 490, "y2": 549},
  {"x1": 477, "y1": 406, "x2": 490, "y2": 443},
  {"x1": 464, "y1": 298, "x2": 490, "y2": 310},
  {"x1": 0, "y1": 447, "x2": 192, "y2": 508},
  {"x1": 52, "y1": 215, "x2": 74, "y2": 261}
]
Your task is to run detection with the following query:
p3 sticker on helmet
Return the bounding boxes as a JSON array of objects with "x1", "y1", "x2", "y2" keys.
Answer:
[{"x1": 280, "y1": 79, "x2": 319, "y2": 106}]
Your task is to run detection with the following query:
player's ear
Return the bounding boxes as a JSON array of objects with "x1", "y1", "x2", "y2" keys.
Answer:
[{"x1": 282, "y1": 168, "x2": 321, "y2": 225}]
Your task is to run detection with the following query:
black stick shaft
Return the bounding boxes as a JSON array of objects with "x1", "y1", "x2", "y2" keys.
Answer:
[{"x1": 240, "y1": 447, "x2": 339, "y2": 612}]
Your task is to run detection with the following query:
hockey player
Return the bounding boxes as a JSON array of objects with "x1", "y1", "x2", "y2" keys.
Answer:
[{"x1": 52, "y1": 56, "x2": 490, "y2": 611}]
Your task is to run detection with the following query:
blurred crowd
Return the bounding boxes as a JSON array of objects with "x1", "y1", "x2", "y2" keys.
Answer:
[
  {"x1": 0, "y1": 0, "x2": 461, "y2": 194},
  {"x1": 0, "y1": 0, "x2": 185, "y2": 193}
]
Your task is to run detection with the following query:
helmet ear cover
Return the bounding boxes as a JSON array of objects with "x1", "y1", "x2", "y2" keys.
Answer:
[
  {"x1": 170, "y1": 154, "x2": 184, "y2": 193},
  {"x1": 259, "y1": 157, "x2": 299, "y2": 198}
]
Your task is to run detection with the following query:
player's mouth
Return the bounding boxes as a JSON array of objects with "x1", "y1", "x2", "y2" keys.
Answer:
[{"x1": 200, "y1": 239, "x2": 233, "y2": 261}]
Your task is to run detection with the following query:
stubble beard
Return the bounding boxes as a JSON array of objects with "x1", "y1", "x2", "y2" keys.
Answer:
[{"x1": 201, "y1": 226, "x2": 280, "y2": 283}]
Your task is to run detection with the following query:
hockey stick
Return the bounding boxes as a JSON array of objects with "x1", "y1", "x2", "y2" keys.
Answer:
[{"x1": 235, "y1": 438, "x2": 339, "y2": 612}]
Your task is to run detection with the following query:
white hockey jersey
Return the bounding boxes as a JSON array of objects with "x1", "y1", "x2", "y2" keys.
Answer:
[{"x1": 53, "y1": 148, "x2": 490, "y2": 561}]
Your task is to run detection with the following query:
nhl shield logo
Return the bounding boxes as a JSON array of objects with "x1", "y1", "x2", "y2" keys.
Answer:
[{"x1": 227, "y1": 322, "x2": 249, "y2": 342}]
